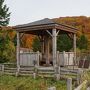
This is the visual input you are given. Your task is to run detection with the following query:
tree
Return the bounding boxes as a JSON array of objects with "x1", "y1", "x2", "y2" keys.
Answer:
[
  {"x1": 57, "y1": 34, "x2": 73, "y2": 52},
  {"x1": 32, "y1": 37, "x2": 41, "y2": 52},
  {"x1": 0, "y1": 29, "x2": 15, "y2": 63},
  {"x1": 0, "y1": 0, "x2": 10, "y2": 26},
  {"x1": 0, "y1": 1, "x2": 13, "y2": 63},
  {"x1": 77, "y1": 34, "x2": 88, "y2": 50}
]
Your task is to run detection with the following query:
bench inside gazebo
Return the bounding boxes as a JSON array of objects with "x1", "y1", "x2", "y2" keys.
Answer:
[{"x1": 13, "y1": 18, "x2": 77, "y2": 69}]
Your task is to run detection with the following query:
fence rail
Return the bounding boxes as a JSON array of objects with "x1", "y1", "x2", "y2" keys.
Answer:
[
  {"x1": 0, "y1": 63, "x2": 87, "y2": 90},
  {"x1": 0, "y1": 63, "x2": 79, "y2": 79}
]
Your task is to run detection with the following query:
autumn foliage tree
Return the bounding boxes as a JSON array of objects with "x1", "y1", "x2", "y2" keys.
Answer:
[
  {"x1": 0, "y1": 0, "x2": 16, "y2": 63},
  {"x1": 0, "y1": 28, "x2": 16, "y2": 63}
]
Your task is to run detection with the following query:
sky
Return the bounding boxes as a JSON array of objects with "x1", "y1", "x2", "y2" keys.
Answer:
[{"x1": 5, "y1": 0, "x2": 90, "y2": 26}]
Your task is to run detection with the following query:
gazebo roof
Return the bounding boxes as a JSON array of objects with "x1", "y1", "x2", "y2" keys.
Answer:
[
  {"x1": 13, "y1": 18, "x2": 78, "y2": 34},
  {"x1": 15, "y1": 18, "x2": 55, "y2": 28}
]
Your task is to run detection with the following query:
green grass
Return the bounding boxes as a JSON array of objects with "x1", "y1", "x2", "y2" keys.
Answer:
[{"x1": 0, "y1": 75, "x2": 66, "y2": 90}]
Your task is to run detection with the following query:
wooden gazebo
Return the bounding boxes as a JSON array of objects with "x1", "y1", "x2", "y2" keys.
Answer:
[{"x1": 13, "y1": 18, "x2": 77, "y2": 69}]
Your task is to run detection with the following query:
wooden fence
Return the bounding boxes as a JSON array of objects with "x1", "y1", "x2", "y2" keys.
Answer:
[
  {"x1": 0, "y1": 63, "x2": 87, "y2": 90},
  {"x1": 20, "y1": 51, "x2": 40, "y2": 66},
  {"x1": 19, "y1": 51, "x2": 75, "y2": 67},
  {"x1": 57, "y1": 51, "x2": 74, "y2": 66},
  {"x1": 0, "y1": 63, "x2": 79, "y2": 79}
]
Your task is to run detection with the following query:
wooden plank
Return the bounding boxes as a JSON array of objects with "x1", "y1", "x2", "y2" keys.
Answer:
[
  {"x1": 48, "y1": 86, "x2": 56, "y2": 90},
  {"x1": 74, "y1": 80, "x2": 87, "y2": 90}
]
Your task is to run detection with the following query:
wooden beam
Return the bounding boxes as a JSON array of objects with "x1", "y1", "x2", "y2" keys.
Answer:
[
  {"x1": 67, "y1": 33, "x2": 73, "y2": 40},
  {"x1": 20, "y1": 33, "x2": 25, "y2": 39},
  {"x1": 46, "y1": 30, "x2": 53, "y2": 37},
  {"x1": 56, "y1": 30, "x2": 60, "y2": 36},
  {"x1": 52, "y1": 28, "x2": 57, "y2": 66},
  {"x1": 39, "y1": 35, "x2": 44, "y2": 54},
  {"x1": 45, "y1": 36, "x2": 50, "y2": 65},
  {"x1": 73, "y1": 34, "x2": 76, "y2": 64},
  {"x1": 17, "y1": 32, "x2": 20, "y2": 72}
]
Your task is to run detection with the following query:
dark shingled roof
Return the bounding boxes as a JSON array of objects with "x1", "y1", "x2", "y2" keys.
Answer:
[
  {"x1": 16, "y1": 18, "x2": 56, "y2": 28},
  {"x1": 15, "y1": 18, "x2": 77, "y2": 30}
]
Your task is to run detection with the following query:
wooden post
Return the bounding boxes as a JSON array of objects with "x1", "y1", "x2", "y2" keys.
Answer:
[
  {"x1": 55, "y1": 66, "x2": 60, "y2": 80},
  {"x1": 33, "y1": 72, "x2": 36, "y2": 79},
  {"x1": 45, "y1": 36, "x2": 50, "y2": 65},
  {"x1": 37, "y1": 51, "x2": 39, "y2": 66},
  {"x1": 67, "y1": 78, "x2": 72, "y2": 90},
  {"x1": 16, "y1": 32, "x2": 20, "y2": 75},
  {"x1": 41, "y1": 36, "x2": 44, "y2": 54},
  {"x1": 52, "y1": 29, "x2": 57, "y2": 67},
  {"x1": 42, "y1": 37, "x2": 44, "y2": 54},
  {"x1": 73, "y1": 34, "x2": 76, "y2": 65},
  {"x1": 77, "y1": 68, "x2": 83, "y2": 85},
  {"x1": 57, "y1": 51, "x2": 59, "y2": 66},
  {"x1": 63, "y1": 51, "x2": 66, "y2": 66},
  {"x1": 1, "y1": 64, "x2": 4, "y2": 75}
]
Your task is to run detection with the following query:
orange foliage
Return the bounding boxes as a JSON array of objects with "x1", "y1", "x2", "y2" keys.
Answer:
[{"x1": 21, "y1": 34, "x2": 35, "y2": 49}]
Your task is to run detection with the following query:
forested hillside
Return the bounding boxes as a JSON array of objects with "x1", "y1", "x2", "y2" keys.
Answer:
[{"x1": 53, "y1": 16, "x2": 90, "y2": 50}]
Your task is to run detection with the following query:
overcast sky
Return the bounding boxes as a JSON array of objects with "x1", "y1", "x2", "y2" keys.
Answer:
[{"x1": 5, "y1": 0, "x2": 90, "y2": 26}]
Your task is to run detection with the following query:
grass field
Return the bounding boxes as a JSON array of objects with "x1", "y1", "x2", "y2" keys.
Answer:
[{"x1": 0, "y1": 75, "x2": 66, "y2": 90}]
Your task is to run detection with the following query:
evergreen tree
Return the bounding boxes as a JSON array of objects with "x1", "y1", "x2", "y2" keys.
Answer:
[
  {"x1": 77, "y1": 34, "x2": 88, "y2": 50},
  {"x1": 0, "y1": 0, "x2": 10, "y2": 26},
  {"x1": 0, "y1": 0, "x2": 12, "y2": 63},
  {"x1": 57, "y1": 34, "x2": 73, "y2": 52},
  {"x1": 32, "y1": 34, "x2": 73, "y2": 52},
  {"x1": 32, "y1": 37, "x2": 41, "y2": 52}
]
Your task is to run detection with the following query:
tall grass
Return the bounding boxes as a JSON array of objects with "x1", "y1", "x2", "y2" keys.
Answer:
[{"x1": 0, "y1": 75, "x2": 66, "y2": 90}]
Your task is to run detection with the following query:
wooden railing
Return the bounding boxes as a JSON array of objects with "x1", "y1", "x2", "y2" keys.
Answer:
[
  {"x1": 57, "y1": 51, "x2": 74, "y2": 66},
  {"x1": 74, "y1": 80, "x2": 87, "y2": 90},
  {"x1": 20, "y1": 51, "x2": 40, "y2": 66}
]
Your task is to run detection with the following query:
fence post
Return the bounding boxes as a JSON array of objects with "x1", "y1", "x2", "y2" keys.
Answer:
[
  {"x1": 1, "y1": 65, "x2": 4, "y2": 75},
  {"x1": 57, "y1": 51, "x2": 59, "y2": 66},
  {"x1": 63, "y1": 51, "x2": 65, "y2": 66},
  {"x1": 48, "y1": 86, "x2": 56, "y2": 90},
  {"x1": 77, "y1": 68, "x2": 83, "y2": 85},
  {"x1": 87, "y1": 87, "x2": 90, "y2": 90},
  {"x1": 54, "y1": 66, "x2": 60, "y2": 80},
  {"x1": 37, "y1": 51, "x2": 39, "y2": 66},
  {"x1": 67, "y1": 78, "x2": 72, "y2": 90},
  {"x1": 33, "y1": 72, "x2": 36, "y2": 79},
  {"x1": 33, "y1": 64, "x2": 38, "y2": 79},
  {"x1": 16, "y1": 66, "x2": 20, "y2": 77}
]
